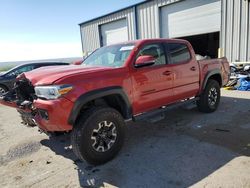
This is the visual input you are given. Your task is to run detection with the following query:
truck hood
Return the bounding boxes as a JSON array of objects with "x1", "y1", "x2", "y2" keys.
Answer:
[{"x1": 22, "y1": 65, "x2": 114, "y2": 85}]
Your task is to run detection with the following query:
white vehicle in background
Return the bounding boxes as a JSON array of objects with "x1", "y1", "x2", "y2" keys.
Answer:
[
  {"x1": 230, "y1": 62, "x2": 238, "y2": 73},
  {"x1": 230, "y1": 62, "x2": 250, "y2": 73}
]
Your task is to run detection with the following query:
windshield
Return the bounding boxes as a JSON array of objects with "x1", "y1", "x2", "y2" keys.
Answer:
[{"x1": 83, "y1": 44, "x2": 135, "y2": 68}]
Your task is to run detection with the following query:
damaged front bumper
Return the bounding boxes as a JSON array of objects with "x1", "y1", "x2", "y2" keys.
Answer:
[
  {"x1": 0, "y1": 97, "x2": 37, "y2": 126},
  {"x1": 0, "y1": 79, "x2": 73, "y2": 132},
  {"x1": 0, "y1": 79, "x2": 38, "y2": 127}
]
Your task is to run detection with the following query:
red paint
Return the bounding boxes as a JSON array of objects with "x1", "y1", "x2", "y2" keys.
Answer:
[
  {"x1": 33, "y1": 98, "x2": 73, "y2": 131},
  {"x1": 0, "y1": 39, "x2": 230, "y2": 132}
]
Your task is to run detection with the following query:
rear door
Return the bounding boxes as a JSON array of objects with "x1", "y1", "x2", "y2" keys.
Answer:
[
  {"x1": 165, "y1": 42, "x2": 199, "y2": 101},
  {"x1": 131, "y1": 43, "x2": 174, "y2": 114}
]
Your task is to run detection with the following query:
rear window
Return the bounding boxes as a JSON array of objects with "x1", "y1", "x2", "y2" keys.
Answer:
[{"x1": 168, "y1": 43, "x2": 191, "y2": 64}]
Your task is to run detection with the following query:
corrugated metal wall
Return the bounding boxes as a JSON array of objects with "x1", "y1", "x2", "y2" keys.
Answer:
[
  {"x1": 80, "y1": 8, "x2": 135, "y2": 54},
  {"x1": 80, "y1": 0, "x2": 249, "y2": 62},
  {"x1": 221, "y1": 0, "x2": 250, "y2": 62},
  {"x1": 136, "y1": 0, "x2": 181, "y2": 39},
  {"x1": 137, "y1": 1, "x2": 159, "y2": 39},
  {"x1": 80, "y1": 0, "x2": 181, "y2": 54}
]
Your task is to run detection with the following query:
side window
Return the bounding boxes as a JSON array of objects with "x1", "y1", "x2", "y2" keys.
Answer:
[
  {"x1": 34, "y1": 64, "x2": 45, "y2": 69},
  {"x1": 9, "y1": 65, "x2": 35, "y2": 77},
  {"x1": 17, "y1": 65, "x2": 34, "y2": 73},
  {"x1": 168, "y1": 43, "x2": 191, "y2": 64},
  {"x1": 137, "y1": 44, "x2": 166, "y2": 66}
]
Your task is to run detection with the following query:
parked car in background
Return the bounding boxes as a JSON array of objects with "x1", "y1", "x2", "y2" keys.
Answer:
[
  {"x1": 230, "y1": 62, "x2": 238, "y2": 73},
  {"x1": 0, "y1": 62, "x2": 69, "y2": 96}
]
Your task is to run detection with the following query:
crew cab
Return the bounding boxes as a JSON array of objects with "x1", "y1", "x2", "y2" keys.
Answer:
[{"x1": 0, "y1": 39, "x2": 230, "y2": 165}]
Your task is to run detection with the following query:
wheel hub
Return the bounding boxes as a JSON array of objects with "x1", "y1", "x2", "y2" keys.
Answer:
[
  {"x1": 0, "y1": 87, "x2": 6, "y2": 96},
  {"x1": 208, "y1": 87, "x2": 218, "y2": 106},
  {"x1": 91, "y1": 120, "x2": 117, "y2": 152}
]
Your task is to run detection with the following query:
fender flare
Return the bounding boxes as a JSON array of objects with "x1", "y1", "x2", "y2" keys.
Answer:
[
  {"x1": 202, "y1": 69, "x2": 222, "y2": 90},
  {"x1": 68, "y1": 86, "x2": 132, "y2": 125}
]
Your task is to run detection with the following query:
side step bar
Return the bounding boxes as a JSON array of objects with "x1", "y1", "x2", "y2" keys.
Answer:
[{"x1": 133, "y1": 97, "x2": 199, "y2": 123}]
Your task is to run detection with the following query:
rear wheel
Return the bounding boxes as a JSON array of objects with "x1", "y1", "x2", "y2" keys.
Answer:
[
  {"x1": 71, "y1": 107, "x2": 125, "y2": 165},
  {"x1": 197, "y1": 80, "x2": 220, "y2": 113}
]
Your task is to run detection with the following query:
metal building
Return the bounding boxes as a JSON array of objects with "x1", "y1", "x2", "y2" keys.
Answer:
[
  {"x1": 220, "y1": 0, "x2": 250, "y2": 63},
  {"x1": 79, "y1": 0, "x2": 250, "y2": 63}
]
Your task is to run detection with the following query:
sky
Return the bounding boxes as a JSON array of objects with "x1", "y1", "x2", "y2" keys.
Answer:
[{"x1": 0, "y1": 0, "x2": 143, "y2": 62}]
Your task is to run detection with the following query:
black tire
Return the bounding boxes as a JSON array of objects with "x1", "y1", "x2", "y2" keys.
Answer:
[
  {"x1": 71, "y1": 107, "x2": 125, "y2": 165},
  {"x1": 0, "y1": 85, "x2": 8, "y2": 97},
  {"x1": 197, "y1": 79, "x2": 220, "y2": 113}
]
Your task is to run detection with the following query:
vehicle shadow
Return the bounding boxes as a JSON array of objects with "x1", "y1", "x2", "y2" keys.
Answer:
[{"x1": 40, "y1": 94, "x2": 250, "y2": 187}]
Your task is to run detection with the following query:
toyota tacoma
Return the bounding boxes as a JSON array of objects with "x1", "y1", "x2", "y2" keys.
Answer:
[{"x1": 0, "y1": 39, "x2": 230, "y2": 165}]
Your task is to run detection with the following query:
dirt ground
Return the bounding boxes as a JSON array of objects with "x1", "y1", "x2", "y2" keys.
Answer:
[{"x1": 0, "y1": 89, "x2": 250, "y2": 188}]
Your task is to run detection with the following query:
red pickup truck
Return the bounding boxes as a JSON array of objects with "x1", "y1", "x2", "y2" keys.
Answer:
[{"x1": 0, "y1": 39, "x2": 229, "y2": 165}]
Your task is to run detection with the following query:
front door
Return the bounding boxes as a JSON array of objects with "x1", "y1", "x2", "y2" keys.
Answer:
[{"x1": 131, "y1": 43, "x2": 174, "y2": 114}]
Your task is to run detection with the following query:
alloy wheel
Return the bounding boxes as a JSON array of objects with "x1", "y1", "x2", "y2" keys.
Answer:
[
  {"x1": 91, "y1": 120, "x2": 117, "y2": 152},
  {"x1": 208, "y1": 87, "x2": 218, "y2": 106},
  {"x1": 0, "y1": 87, "x2": 6, "y2": 96}
]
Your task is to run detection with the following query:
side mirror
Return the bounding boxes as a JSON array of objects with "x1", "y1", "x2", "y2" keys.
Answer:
[{"x1": 135, "y1": 55, "x2": 156, "y2": 68}]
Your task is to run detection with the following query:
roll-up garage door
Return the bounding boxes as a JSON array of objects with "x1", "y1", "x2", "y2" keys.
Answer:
[
  {"x1": 160, "y1": 0, "x2": 221, "y2": 38},
  {"x1": 100, "y1": 19, "x2": 128, "y2": 46}
]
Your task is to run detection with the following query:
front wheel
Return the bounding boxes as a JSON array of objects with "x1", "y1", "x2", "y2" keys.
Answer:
[
  {"x1": 197, "y1": 80, "x2": 221, "y2": 113},
  {"x1": 0, "y1": 85, "x2": 8, "y2": 97},
  {"x1": 71, "y1": 107, "x2": 125, "y2": 165}
]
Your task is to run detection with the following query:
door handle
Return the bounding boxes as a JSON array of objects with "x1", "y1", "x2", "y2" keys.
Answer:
[
  {"x1": 163, "y1": 71, "x2": 172, "y2": 76},
  {"x1": 190, "y1": 66, "x2": 196, "y2": 71}
]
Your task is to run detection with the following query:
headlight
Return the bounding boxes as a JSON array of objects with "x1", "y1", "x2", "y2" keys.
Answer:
[{"x1": 35, "y1": 85, "x2": 73, "y2": 100}]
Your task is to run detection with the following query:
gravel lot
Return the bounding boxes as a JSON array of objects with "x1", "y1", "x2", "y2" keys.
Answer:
[{"x1": 0, "y1": 89, "x2": 249, "y2": 188}]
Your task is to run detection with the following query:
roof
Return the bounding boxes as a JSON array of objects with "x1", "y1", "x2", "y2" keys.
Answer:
[
  {"x1": 79, "y1": 0, "x2": 151, "y2": 26},
  {"x1": 16, "y1": 61, "x2": 69, "y2": 66},
  {"x1": 7, "y1": 62, "x2": 69, "y2": 70},
  {"x1": 97, "y1": 38, "x2": 190, "y2": 48}
]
